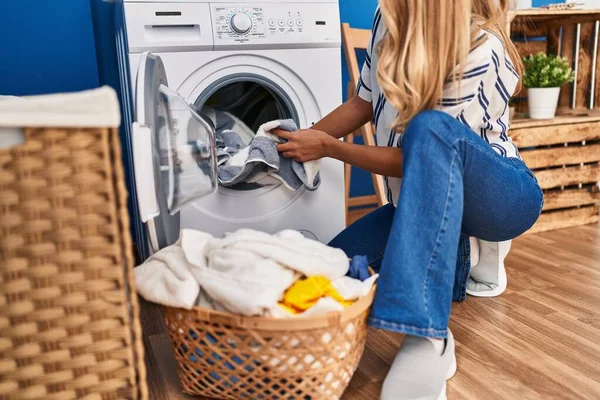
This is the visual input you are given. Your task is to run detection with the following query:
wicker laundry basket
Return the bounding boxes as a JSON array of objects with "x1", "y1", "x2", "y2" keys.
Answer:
[
  {"x1": 163, "y1": 284, "x2": 376, "y2": 400},
  {"x1": 0, "y1": 88, "x2": 147, "y2": 400}
]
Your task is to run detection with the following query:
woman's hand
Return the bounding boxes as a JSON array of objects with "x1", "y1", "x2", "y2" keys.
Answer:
[
  {"x1": 272, "y1": 128, "x2": 337, "y2": 163},
  {"x1": 272, "y1": 125, "x2": 403, "y2": 178}
]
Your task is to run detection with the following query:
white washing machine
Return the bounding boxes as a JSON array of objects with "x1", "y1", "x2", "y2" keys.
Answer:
[{"x1": 116, "y1": 0, "x2": 344, "y2": 259}]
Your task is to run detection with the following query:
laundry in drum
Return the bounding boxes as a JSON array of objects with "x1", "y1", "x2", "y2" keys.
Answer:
[{"x1": 195, "y1": 106, "x2": 321, "y2": 191}]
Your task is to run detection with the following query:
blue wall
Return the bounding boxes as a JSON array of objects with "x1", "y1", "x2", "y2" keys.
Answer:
[
  {"x1": 534, "y1": 0, "x2": 558, "y2": 6},
  {"x1": 340, "y1": 0, "x2": 379, "y2": 31},
  {"x1": 0, "y1": 1, "x2": 99, "y2": 96},
  {"x1": 340, "y1": 0, "x2": 379, "y2": 94}
]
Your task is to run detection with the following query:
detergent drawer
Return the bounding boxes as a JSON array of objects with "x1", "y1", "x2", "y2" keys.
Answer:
[{"x1": 124, "y1": 2, "x2": 214, "y2": 53}]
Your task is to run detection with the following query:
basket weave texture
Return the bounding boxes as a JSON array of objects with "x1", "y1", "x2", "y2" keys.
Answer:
[
  {"x1": 163, "y1": 286, "x2": 375, "y2": 400},
  {"x1": 0, "y1": 127, "x2": 147, "y2": 400}
]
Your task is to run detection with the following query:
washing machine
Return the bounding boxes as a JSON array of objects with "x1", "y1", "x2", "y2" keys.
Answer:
[{"x1": 115, "y1": 0, "x2": 344, "y2": 259}]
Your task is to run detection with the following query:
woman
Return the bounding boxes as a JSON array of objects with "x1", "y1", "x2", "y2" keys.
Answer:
[{"x1": 274, "y1": 1, "x2": 543, "y2": 398}]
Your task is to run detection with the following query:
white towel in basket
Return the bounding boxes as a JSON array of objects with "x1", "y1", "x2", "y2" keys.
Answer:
[
  {"x1": 0, "y1": 87, "x2": 121, "y2": 149},
  {"x1": 203, "y1": 229, "x2": 349, "y2": 280},
  {"x1": 134, "y1": 244, "x2": 200, "y2": 310},
  {"x1": 0, "y1": 86, "x2": 120, "y2": 128}
]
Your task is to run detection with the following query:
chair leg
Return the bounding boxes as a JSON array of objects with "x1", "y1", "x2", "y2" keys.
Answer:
[
  {"x1": 345, "y1": 132, "x2": 354, "y2": 226},
  {"x1": 372, "y1": 174, "x2": 388, "y2": 207}
]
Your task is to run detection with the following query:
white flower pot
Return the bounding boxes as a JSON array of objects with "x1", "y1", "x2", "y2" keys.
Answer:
[{"x1": 528, "y1": 87, "x2": 561, "y2": 120}]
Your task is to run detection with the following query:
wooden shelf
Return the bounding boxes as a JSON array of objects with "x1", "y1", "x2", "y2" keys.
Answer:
[
  {"x1": 510, "y1": 8, "x2": 600, "y2": 24},
  {"x1": 506, "y1": 8, "x2": 600, "y2": 234},
  {"x1": 512, "y1": 112, "x2": 600, "y2": 129},
  {"x1": 513, "y1": 9, "x2": 600, "y2": 17}
]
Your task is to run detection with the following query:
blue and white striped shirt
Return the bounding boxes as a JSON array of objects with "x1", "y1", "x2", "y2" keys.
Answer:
[{"x1": 357, "y1": 8, "x2": 521, "y2": 206}]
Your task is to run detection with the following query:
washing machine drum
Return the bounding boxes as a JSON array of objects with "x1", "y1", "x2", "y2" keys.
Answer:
[
  {"x1": 192, "y1": 78, "x2": 298, "y2": 191},
  {"x1": 197, "y1": 80, "x2": 293, "y2": 133}
]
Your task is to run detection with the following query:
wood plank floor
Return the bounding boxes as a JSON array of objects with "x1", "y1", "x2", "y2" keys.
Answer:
[{"x1": 140, "y1": 223, "x2": 600, "y2": 400}]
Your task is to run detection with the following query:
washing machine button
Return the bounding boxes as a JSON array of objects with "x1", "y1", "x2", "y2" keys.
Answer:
[
  {"x1": 287, "y1": 19, "x2": 294, "y2": 27},
  {"x1": 278, "y1": 19, "x2": 285, "y2": 27},
  {"x1": 297, "y1": 19, "x2": 304, "y2": 27},
  {"x1": 268, "y1": 19, "x2": 276, "y2": 27}
]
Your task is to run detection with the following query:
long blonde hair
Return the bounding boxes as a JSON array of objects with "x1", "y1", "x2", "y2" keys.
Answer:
[{"x1": 376, "y1": 0, "x2": 523, "y2": 130}]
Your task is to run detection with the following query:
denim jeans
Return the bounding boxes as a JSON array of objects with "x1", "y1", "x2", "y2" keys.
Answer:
[{"x1": 329, "y1": 111, "x2": 543, "y2": 339}]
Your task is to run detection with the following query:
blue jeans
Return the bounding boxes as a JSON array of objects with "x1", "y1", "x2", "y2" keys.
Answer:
[{"x1": 329, "y1": 111, "x2": 543, "y2": 339}]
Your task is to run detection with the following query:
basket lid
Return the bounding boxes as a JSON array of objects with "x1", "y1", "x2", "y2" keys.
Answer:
[{"x1": 0, "y1": 86, "x2": 121, "y2": 128}]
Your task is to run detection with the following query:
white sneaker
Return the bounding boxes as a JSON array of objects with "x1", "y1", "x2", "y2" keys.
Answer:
[
  {"x1": 466, "y1": 240, "x2": 511, "y2": 298},
  {"x1": 380, "y1": 330, "x2": 457, "y2": 400}
]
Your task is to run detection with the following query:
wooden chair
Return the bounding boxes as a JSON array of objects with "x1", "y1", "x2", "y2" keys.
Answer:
[{"x1": 341, "y1": 23, "x2": 388, "y2": 225}]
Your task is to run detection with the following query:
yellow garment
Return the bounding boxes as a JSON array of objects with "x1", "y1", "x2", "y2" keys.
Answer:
[{"x1": 280, "y1": 276, "x2": 354, "y2": 314}]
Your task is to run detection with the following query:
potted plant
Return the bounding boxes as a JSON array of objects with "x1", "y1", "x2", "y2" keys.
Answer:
[{"x1": 522, "y1": 52, "x2": 574, "y2": 119}]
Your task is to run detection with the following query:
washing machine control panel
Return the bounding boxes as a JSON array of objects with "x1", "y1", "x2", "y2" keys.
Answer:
[
  {"x1": 123, "y1": 2, "x2": 340, "y2": 52},
  {"x1": 214, "y1": 6, "x2": 266, "y2": 40},
  {"x1": 211, "y1": 3, "x2": 341, "y2": 49}
]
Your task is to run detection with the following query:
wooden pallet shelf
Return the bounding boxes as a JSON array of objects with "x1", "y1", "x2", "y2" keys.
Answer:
[
  {"x1": 511, "y1": 116, "x2": 600, "y2": 233},
  {"x1": 512, "y1": 112, "x2": 600, "y2": 129},
  {"x1": 511, "y1": 9, "x2": 600, "y2": 24},
  {"x1": 509, "y1": 10, "x2": 600, "y2": 233}
]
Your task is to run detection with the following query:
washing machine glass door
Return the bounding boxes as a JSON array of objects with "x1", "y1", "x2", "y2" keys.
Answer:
[{"x1": 132, "y1": 52, "x2": 218, "y2": 253}]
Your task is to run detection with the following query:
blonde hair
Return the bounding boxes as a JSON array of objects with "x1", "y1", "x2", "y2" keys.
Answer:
[{"x1": 376, "y1": 0, "x2": 523, "y2": 130}]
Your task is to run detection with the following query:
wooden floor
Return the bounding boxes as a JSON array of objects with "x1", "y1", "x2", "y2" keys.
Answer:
[{"x1": 140, "y1": 223, "x2": 600, "y2": 400}]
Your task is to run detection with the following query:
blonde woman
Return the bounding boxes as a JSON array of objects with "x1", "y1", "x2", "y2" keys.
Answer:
[{"x1": 273, "y1": 1, "x2": 543, "y2": 398}]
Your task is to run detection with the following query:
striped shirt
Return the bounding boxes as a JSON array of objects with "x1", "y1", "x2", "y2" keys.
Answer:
[{"x1": 357, "y1": 8, "x2": 521, "y2": 206}]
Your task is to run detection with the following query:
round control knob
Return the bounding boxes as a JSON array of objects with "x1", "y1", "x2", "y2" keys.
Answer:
[{"x1": 230, "y1": 12, "x2": 252, "y2": 34}]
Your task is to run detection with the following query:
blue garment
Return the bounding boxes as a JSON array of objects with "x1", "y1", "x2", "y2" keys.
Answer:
[
  {"x1": 329, "y1": 111, "x2": 543, "y2": 339},
  {"x1": 348, "y1": 255, "x2": 370, "y2": 281}
]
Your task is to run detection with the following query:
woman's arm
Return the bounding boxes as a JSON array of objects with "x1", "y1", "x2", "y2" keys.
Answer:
[
  {"x1": 273, "y1": 129, "x2": 403, "y2": 178},
  {"x1": 308, "y1": 95, "x2": 373, "y2": 139},
  {"x1": 328, "y1": 140, "x2": 403, "y2": 178}
]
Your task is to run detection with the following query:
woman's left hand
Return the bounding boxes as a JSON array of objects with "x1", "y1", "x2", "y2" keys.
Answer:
[{"x1": 271, "y1": 128, "x2": 336, "y2": 162}]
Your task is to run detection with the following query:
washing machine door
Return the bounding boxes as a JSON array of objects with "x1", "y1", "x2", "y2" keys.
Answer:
[{"x1": 132, "y1": 52, "x2": 218, "y2": 253}]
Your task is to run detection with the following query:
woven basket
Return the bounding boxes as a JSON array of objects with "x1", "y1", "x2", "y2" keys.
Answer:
[
  {"x1": 163, "y1": 285, "x2": 375, "y2": 400},
  {"x1": 0, "y1": 126, "x2": 147, "y2": 399}
]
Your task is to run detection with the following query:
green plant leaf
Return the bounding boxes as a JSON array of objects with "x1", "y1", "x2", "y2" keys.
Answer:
[{"x1": 522, "y1": 52, "x2": 575, "y2": 88}]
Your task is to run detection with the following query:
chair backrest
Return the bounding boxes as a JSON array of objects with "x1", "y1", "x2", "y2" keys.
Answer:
[
  {"x1": 341, "y1": 23, "x2": 389, "y2": 208},
  {"x1": 341, "y1": 23, "x2": 377, "y2": 145},
  {"x1": 341, "y1": 23, "x2": 372, "y2": 92}
]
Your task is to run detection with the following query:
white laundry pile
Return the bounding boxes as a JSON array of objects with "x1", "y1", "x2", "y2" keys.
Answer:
[{"x1": 135, "y1": 229, "x2": 378, "y2": 317}]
